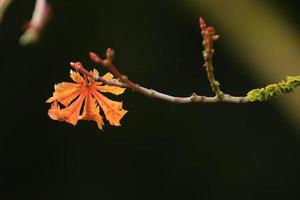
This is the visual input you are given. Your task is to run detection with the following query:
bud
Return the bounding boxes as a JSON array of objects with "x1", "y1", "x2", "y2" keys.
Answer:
[
  {"x1": 212, "y1": 35, "x2": 220, "y2": 41},
  {"x1": 106, "y1": 48, "x2": 115, "y2": 60},
  {"x1": 70, "y1": 62, "x2": 83, "y2": 70},
  {"x1": 199, "y1": 17, "x2": 206, "y2": 29},
  {"x1": 206, "y1": 26, "x2": 215, "y2": 35},
  {"x1": 89, "y1": 52, "x2": 103, "y2": 64}
]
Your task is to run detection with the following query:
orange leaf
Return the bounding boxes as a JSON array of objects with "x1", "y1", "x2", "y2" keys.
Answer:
[
  {"x1": 95, "y1": 85, "x2": 125, "y2": 95},
  {"x1": 92, "y1": 89, "x2": 127, "y2": 126},
  {"x1": 95, "y1": 71, "x2": 125, "y2": 95},
  {"x1": 46, "y1": 82, "x2": 82, "y2": 106},
  {"x1": 47, "y1": 69, "x2": 127, "y2": 130},
  {"x1": 48, "y1": 92, "x2": 86, "y2": 125},
  {"x1": 80, "y1": 89, "x2": 104, "y2": 130}
]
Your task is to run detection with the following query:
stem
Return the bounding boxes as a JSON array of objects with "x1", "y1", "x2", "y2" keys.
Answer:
[
  {"x1": 70, "y1": 18, "x2": 250, "y2": 104},
  {"x1": 200, "y1": 17, "x2": 224, "y2": 98},
  {"x1": 204, "y1": 51, "x2": 223, "y2": 98},
  {"x1": 67, "y1": 18, "x2": 300, "y2": 105},
  {"x1": 95, "y1": 75, "x2": 248, "y2": 104},
  {"x1": 86, "y1": 49, "x2": 249, "y2": 104}
]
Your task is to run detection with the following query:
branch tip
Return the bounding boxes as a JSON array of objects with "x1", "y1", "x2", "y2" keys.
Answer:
[
  {"x1": 89, "y1": 52, "x2": 103, "y2": 64},
  {"x1": 70, "y1": 61, "x2": 93, "y2": 77},
  {"x1": 106, "y1": 48, "x2": 114, "y2": 60},
  {"x1": 70, "y1": 61, "x2": 80, "y2": 69},
  {"x1": 199, "y1": 17, "x2": 206, "y2": 29}
]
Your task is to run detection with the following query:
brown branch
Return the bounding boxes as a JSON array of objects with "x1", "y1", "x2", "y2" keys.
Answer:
[
  {"x1": 70, "y1": 18, "x2": 249, "y2": 104},
  {"x1": 70, "y1": 60, "x2": 248, "y2": 104}
]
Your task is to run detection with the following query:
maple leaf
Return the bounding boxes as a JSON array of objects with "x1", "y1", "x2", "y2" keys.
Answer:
[{"x1": 46, "y1": 69, "x2": 127, "y2": 130}]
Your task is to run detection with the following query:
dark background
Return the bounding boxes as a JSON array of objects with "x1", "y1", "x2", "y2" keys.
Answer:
[{"x1": 1, "y1": 0, "x2": 300, "y2": 199}]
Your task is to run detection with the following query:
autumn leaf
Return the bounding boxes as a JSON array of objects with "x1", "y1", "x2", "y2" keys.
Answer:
[{"x1": 46, "y1": 69, "x2": 127, "y2": 130}]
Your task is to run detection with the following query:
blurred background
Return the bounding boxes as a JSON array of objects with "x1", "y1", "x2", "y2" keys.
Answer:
[{"x1": 1, "y1": 0, "x2": 300, "y2": 199}]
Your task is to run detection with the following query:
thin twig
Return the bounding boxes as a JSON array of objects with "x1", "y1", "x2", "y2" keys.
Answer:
[
  {"x1": 199, "y1": 17, "x2": 224, "y2": 98},
  {"x1": 70, "y1": 60, "x2": 248, "y2": 104},
  {"x1": 70, "y1": 18, "x2": 250, "y2": 104},
  {"x1": 89, "y1": 49, "x2": 138, "y2": 89}
]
